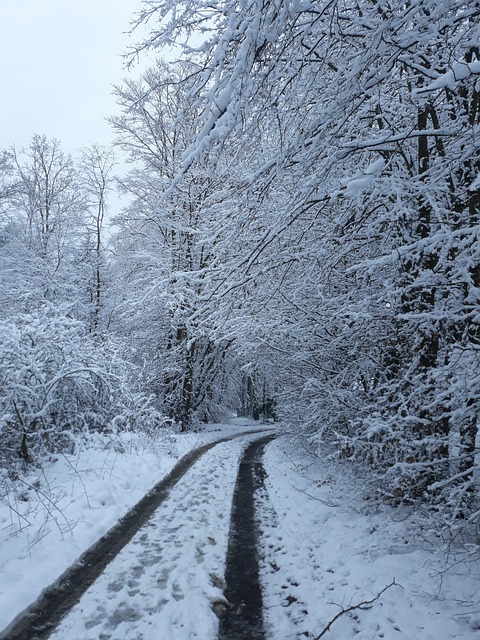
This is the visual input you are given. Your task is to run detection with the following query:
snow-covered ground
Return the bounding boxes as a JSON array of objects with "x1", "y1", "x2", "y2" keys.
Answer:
[
  {"x1": 48, "y1": 438, "x2": 249, "y2": 640},
  {"x1": 1, "y1": 422, "x2": 478, "y2": 639},
  {"x1": 258, "y1": 436, "x2": 480, "y2": 639},
  {"x1": 0, "y1": 418, "x2": 263, "y2": 634}
]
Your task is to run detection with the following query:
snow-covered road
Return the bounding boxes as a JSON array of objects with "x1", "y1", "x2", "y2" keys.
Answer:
[
  {"x1": 0, "y1": 426, "x2": 273, "y2": 640},
  {"x1": 46, "y1": 438, "x2": 248, "y2": 640},
  {"x1": 1, "y1": 425, "x2": 478, "y2": 640}
]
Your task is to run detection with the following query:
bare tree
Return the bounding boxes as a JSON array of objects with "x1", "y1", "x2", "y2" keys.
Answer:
[{"x1": 80, "y1": 144, "x2": 116, "y2": 334}]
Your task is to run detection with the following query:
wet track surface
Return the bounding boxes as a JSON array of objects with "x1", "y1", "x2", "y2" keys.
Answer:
[{"x1": 219, "y1": 434, "x2": 276, "y2": 640}]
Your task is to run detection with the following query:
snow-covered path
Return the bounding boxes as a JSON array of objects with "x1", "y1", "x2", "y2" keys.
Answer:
[
  {"x1": 0, "y1": 428, "x2": 274, "y2": 640},
  {"x1": 219, "y1": 434, "x2": 276, "y2": 640},
  {"x1": 1, "y1": 427, "x2": 478, "y2": 640},
  {"x1": 42, "y1": 437, "x2": 255, "y2": 640}
]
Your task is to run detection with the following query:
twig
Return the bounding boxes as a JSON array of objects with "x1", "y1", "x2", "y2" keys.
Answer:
[
  {"x1": 17, "y1": 477, "x2": 73, "y2": 538},
  {"x1": 315, "y1": 580, "x2": 401, "y2": 639},
  {"x1": 291, "y1": 484, "x2": 340, "y2": 508},
  {"x1": 60, "y1": 452, "x2": 91, "y2": 508}
]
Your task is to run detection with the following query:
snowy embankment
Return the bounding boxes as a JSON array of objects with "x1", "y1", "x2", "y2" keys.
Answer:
[
  {"x1": 0, "y1": 419, "x2": 255, "y2": 633},
  {"x1": 258, "y1": 436, "x2": 480, "y2": 640}
]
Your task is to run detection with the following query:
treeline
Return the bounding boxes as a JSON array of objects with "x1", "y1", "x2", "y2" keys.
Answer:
[
  {"x1": 0, "y1": 129, "x2": 244, "y2": 471},
  {"x1": 0, "y1": 138, "x2": 169, "y2": 468}
]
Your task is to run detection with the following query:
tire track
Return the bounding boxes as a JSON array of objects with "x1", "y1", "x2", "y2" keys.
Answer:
[
  {"x1": 219, "y1": 434, "x2": 276, "y2": 640},
  {"x1": 0, "y1": 428, "x2": 273, "y2": 640}
]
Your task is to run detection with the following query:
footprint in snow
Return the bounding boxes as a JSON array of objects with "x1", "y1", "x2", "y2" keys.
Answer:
[{"x1": 171, "y1": 582, "x2": 184, "y2": 601}]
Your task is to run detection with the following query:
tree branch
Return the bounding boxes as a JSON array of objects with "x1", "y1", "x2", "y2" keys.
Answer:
[{"x1": 315, "y1": 580, "x2": 401, "y2": 639}]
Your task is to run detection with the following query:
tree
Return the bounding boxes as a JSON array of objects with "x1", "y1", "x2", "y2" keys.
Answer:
[
  {"x1": 129, "y1": 0, "x2": 480, "y2": 519},
  {"x1": 110, "y1": 61, "x2": 240, "y2": 428},
  {"x1": 13, "y1": 135, "x2": 83, "y2": 259},
  {"x1": 80, "y1": 144, "x2": 116, "y2": 334},
  {"x1": 0, "y1": 149, "x2": 16, "y2": 206},
  {"x1": 1, "y1": 135, "x2": 88, "y2": 317}
]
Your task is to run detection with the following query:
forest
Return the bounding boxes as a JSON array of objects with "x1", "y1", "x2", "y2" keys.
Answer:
[{"x1": 1, "y1": 0, "x2": 479, "y2": 540}]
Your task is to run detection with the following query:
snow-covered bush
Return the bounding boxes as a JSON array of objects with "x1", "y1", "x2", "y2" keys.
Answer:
[{"x1": 0, "y1": 306, "x2": 166, "y2": 467}]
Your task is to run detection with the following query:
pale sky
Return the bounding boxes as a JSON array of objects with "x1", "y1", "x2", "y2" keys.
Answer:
[{"x1": 0, "y1": 0, "x2": 153, "y2": 153}]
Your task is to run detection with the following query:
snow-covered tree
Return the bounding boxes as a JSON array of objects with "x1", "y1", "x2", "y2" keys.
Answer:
[
  {"x1": 110, "y1": 61, "x2": 240, "y2": 428},
  {"x1": 130, "y1": 0, "x2": 480, "y2": 518},
  {"x1": 1, "y1": 135, "x2": 88, "y2": 318},
  {"x1": 80, "y1": 144, "x2": 116, "y2": 334}
]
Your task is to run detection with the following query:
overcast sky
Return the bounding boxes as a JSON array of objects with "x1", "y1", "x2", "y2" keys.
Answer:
[{"x1": 0, "y1": 0, "x2": 153, "y2": 153}]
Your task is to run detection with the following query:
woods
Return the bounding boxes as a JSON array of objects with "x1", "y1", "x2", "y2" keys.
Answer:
[
  {"x1": 1, "y1": 0, "x2": 479, "y2": 535},
  {"x1": 128, "y1": 0, "x2": 480, "y2": 525}
]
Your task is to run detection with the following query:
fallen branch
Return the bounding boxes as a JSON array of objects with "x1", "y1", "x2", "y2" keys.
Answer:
[
  {"x1": 291, "y1": 484, "x2": 340, "y2": 508},
  {"x1": 315, "y1": 579, "x2": 401, "y2": 639}
]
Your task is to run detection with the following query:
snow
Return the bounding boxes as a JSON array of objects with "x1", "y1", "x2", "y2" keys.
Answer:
[
  {"x1": 1, "y1": 424, "x2": 478, "y2": 639},
  {"x1": 416, "y1": 60, "x2": 480, "y2": 94},
  {"x1": 0, "y1": 432, "x2": 176, "y2": 631},
  {"x1": 48, "y1": 439, "x2": 250, "y2": 640},
  {"x1": 469, "y1": 173, "x2": 480, "y2": 192},
  {"x1": 258, "y1": 436, "x2": 480, "y2": 639},
  {"x1": 0, "y1": 419, "x2": 264, "y2": 634},
  {"x1": 341, "y1": 158, "x2": 386, "y2": 198}
]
